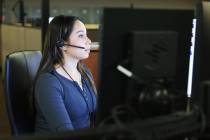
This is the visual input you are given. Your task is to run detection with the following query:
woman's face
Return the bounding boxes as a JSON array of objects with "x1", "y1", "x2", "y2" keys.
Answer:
[{"x1": 64, "y1": 20, "x2": 91, "y2": 60}]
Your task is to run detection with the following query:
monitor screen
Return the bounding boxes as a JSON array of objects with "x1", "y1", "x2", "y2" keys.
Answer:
[
  {"x1": 97, "y1": 8, "x2": 194, "y2": 124},
  {"x1": 191, "y1": 1, "x2": 210, "y2": 119},
  {"x1": 130, "y1": 30, "x2": 178, "y2": 80}
]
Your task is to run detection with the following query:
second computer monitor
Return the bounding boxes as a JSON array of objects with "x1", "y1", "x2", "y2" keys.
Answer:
[{"x1": 97, "y1": 8, "x2": 194, "y2": 124}]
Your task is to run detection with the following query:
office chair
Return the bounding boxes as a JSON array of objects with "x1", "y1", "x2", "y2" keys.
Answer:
[{"x1": 4, "y1": 50, "x2": 42, "y2": 136}]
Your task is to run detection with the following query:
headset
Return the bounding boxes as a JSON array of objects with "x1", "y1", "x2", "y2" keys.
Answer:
[
  {"x1": 56, "y1": 39, "x2": 85, "y2": 49},
  {"x1": 55, "y1": 23, "x2": 85, "y2": 49}
]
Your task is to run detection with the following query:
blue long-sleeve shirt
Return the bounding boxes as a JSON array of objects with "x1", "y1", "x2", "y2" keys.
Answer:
[{"x1": 34, "y1": 69, "x2": 97, "y2": 133}]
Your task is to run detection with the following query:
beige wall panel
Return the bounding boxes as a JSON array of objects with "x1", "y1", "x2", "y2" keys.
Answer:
[
  {"x1": 1, "y1": 25, "x2": 25, "y2": 52},
  {"x1": 1, "y1": 25, "x2": 41, "y2": 73},
  {"x1": 24, "y1": 28, "x2": 41, "y2": 50}
]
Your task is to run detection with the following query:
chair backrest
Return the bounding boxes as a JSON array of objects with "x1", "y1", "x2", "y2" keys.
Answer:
[{"x1": 4, "y1": 50, "x2": 42, "y2": 136}]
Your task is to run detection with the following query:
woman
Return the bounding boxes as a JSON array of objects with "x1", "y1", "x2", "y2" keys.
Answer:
[{"x1": 34, "y1": 15, "x2": 97, "y2": 133}]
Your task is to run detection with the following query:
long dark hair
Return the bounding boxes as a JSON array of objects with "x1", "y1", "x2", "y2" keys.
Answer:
[{"x1": 35, "y1": 15, "x2": 97, "y2": 94}]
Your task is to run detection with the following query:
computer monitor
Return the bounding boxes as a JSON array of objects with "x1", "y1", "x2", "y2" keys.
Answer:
[
  {"x1": 97, "y1": 8, "x2": 194, "y2": 124},
  {"x1": 191, "y1": 1, "x2": 210, "y2": 122}
]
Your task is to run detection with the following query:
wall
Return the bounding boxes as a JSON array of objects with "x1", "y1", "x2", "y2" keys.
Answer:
[{"x1": 1, "y1": 24, "x2": 42, "y2": 71}]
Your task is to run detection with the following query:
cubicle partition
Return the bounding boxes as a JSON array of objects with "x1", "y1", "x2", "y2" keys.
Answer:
[{"x1": 1, "y1": 24, "x2": 42, "y2": 70}]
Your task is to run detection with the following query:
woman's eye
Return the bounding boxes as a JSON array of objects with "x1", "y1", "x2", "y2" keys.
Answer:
[{"x1": 79, "y1": 34, "x2": 84, "y2": 38}]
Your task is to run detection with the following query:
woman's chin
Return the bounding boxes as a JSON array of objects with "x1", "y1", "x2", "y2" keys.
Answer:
[{"x1": 80, "y1": 54, "x2": 89, "y2": 60}]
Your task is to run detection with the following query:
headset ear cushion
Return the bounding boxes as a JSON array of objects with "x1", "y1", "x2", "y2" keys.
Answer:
[{"x1": 56, "y1": 39, "x2": 65, "y2": 48}]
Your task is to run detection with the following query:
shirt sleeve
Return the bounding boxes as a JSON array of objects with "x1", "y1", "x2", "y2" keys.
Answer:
[{"x1": 35, "y1": 73, "x2": 74, "y2": 132}]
